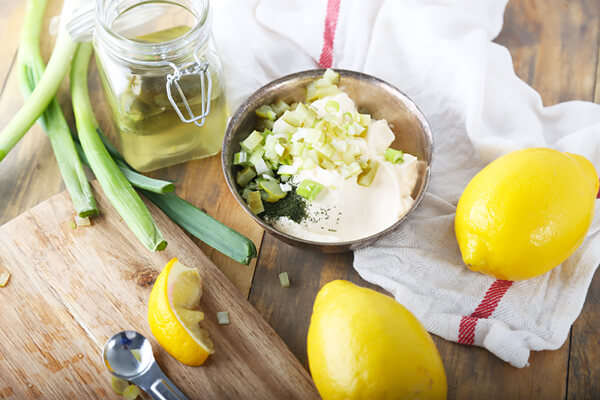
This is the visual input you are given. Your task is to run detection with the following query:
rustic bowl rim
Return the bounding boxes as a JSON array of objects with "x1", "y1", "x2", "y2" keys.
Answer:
[{"x1": 222, "y1": 68, "x2": 433, "y2": 251}]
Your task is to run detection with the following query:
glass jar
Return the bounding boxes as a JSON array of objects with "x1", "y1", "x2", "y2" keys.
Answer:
[{"x1": 93, "y1": 0, "x2": 227, "y2": 172}]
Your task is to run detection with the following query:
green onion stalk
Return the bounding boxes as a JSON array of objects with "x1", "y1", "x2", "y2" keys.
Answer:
[
  {"x1": 16, "y1": 0, "x2": 97, "y2": 217},
  {"x1": 0, "y1": 1, "x2": 79, "y2": 161},
  {"x1": 70, "y1": 42, "x2": 167, "y2": 251}
]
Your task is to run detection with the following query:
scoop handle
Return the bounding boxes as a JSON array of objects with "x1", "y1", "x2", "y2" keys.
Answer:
[{"x1": 134, "y1": 363, "x2": 190, "y2": 400}]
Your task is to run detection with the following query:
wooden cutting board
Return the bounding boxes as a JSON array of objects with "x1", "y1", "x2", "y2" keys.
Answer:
[{"x1": 0, "y1": 182, "x2": 319, "y2": 399}]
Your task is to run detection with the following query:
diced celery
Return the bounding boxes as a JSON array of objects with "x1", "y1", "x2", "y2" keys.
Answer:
[
  {"x1": 325, "y1": 100, "x2": 340, "y2": 114},
  {"x1": 255, "y1": 105, "x2": 277, "y2": 121},
  {"x1": 247, "y1": 191, "x2": 265, "y2": 214},
  {"x1": 324, "y1": 68, "x2": 340, "y2": 84},
  {"x1": 259, "y1": 180, "x2": 287, "y2": 202},
  {"x1": 261, "y1": 174, "x2": 277, "y2": 182},
  {"x1": 249, "y1": 150, "x2": 270, "y2": 175},
  {"x1": 316, "y1": 85, "x2": 341, "y2": 99},
  {"x1": 271, "y1": 99, "x2": 291, "y2": 116},
  {"x1": 306, "y1": 81, "x2": 318, "y2": 102},
  {"x1": 358, "y1": 113, "x2": 371, "y2": 127},
  {"x1": 341, "y1": 162, "x2": 362, "y2": 178},
  {"x1": 241, "y1": 130, "x2": 264, "y2": 152},
  {"x1": 236, "y1": 166, "x2": 257, "y2": 187},
  {"x1": 279, "y1": 272, "x2": 290, "y2": 288},
  {"x1": 357, "y1": 160, "x2": 379, "y2": 187},
  {"x1": 289, "y1": 142, "x2": 304, "y2": 156},
  {"x1": 280, "y1": 183, "x2": 292, "y2": 192},
  {"x1": 280, "y1": 174, "x2": 290, "y2": 183},
  {"x1": 264, "y1": 148, "x2": 279, "y2": 163},
  {"x1": 296, "y1": 179, "x2": 324, "y2": 201},
  {"x1": 274, "y1": 143, "x2": 286, "y2": 156},
  {"x1": 241, "y1": 187, "x2": 252, "y2": 201},
  {"x1": 295, "y1": 103, "x2": 317, "y2": 127},
  {"x1": 320, "y1": 159, "x2": 336, "y2": 170},
  {"x1": 304, "y1": 129, "x2": 324, "y2": 144},
  {"x1": 315, "y1": 143, "x2": 335, "y2": 159},
  {"x1": 264, "y1": 119, "x2": 274, "y2": 131},
  {"x1": 281, "y1": 110, "x2": 303, "y2": 127},
  {"x1": 302, "y1": 158, "x2": 317, "y2": 170},
  {"x1": 217, "y1": 311, "x2": 230, "y2": 325},
  {"x1": 315, "y1": 78, "x2": 332, "y2": 89},
  {"x1": 278, "y1": 164, "x2": 298, "y2": 175},
  {"x1": 384, "y1": 148, "x2": 404, "y2": 164},
  {"x1": 233, "y1": 151, "x2": 248, "y2": 166}
]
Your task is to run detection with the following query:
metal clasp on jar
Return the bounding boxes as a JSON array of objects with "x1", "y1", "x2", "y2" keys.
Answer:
[{"x1": 166, "y1": 48, "x2": 212, "y2": 127}]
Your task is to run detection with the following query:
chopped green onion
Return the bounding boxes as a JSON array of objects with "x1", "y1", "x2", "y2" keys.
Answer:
[
  {"x1": 217, "y1": 311, "x2": 230, "y2": 325},
  {"x1": 277, "y1": 164, "x2": 297, "y2": 175},
  {"x1": 241, "y1": 130, "x2": 264, "y2": 152},
  {"x1": 279, "y1": 272, "x2": 290, "y2": 288},
  {"x1": 357, "y1": 160, "x2": 380, "y2": 187},
  {"x1": 325, "y1": 100, "x2": 340, "y2": 114},
  {"x1": 142, "y1": 190, "x2": 257, "y2": 265},
  {"x1": 236, "y1": 166, "x2": 257, "y2": 187},
  {"x1": 247, "y1": 191, "x2": 265, "y2": 214},
  {"x1": 259, "y1": 180, "x2": 287, "y2": 202},
  {"x1": 296, "y1": 179, "x2": 324, "y2": 201},
  {"x1": 234, "y1": 151, "x2": 248, "y2": 165},
  {"x1": 255, "y1": 105, "x2": 277, "y2": 121},
  {"x1": 384, "y1": 148, "x2": 404, "y2": 164},
  {"x1": 123, "y1": 384, "x2": 141, "y2": 400}
]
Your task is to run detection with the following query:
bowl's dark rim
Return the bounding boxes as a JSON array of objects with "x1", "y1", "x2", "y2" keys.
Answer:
[{"x1": 222, "y1": 68, "x2": 434, "y2": 249}]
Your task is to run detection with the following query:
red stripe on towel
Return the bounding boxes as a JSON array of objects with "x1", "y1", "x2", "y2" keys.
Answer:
[
  {"x1": 319, "y1": 0, "x2": 341, "y2": 68},
  {"x1": 458, "y1": 279, "x2": 513, "y2": 345}
]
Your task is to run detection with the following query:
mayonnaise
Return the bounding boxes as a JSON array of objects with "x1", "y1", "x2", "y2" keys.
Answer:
[{"x1": 268, "y1": 93, "x2": 420, "y2": 242}]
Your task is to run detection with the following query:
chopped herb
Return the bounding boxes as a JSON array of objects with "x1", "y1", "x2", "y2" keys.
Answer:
[{"x1": 262, "y1": 190, "x2": 307, "y2": 223}]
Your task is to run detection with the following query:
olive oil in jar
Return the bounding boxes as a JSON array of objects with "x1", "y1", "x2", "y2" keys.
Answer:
[{"x1": 94, "y1": 0, "x2": 228, "y2": 172}]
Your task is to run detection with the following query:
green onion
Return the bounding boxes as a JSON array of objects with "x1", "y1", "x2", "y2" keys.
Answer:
[
  {"x1": 217, "y1": 311, "x2": 230, "y2": 325},
  {"x1": 279, "y1": 272, "x2": 290, "y2": 288},
  {"x1": 13, "y1": 0, "x2": 97, "y2": 217},
  {"x1": 73, "y1": 140, "x2": 175, "y2": 194},
  {"x1": 141, "y1": 190, "x2": 257, "y2": 265},
  {"x1": 71, "y1": 43, "x2": 166, "y2": 251},
  {"x1": 0, "y1": 11, "x2": 78, "y2": 161},
  {"x1": 296, "y1": 179, "x2": 324, "y2": 201},
  {"x1": 325, "y1": 100, "x2": 340, "y2": 113},
  {"x1": 384, "y1": 148, "x2": 404, "y2": 164}
]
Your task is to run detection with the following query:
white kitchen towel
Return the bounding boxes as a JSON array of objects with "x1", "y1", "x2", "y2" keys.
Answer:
[{"x1": 211, "y1": 0, "x2": 600, "y2": 367}]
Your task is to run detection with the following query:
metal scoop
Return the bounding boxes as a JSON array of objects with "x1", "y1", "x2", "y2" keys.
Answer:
[{"x1": 102, "y1": 330, "x2": 190, "y2": 400}]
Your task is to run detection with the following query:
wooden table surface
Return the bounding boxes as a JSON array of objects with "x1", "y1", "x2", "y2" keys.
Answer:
[{"x1": 1, "y1": 0, "x2": 599, "y2": 399}]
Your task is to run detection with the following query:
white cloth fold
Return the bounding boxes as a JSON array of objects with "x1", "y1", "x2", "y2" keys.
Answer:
[{"x1": 212, "y1": 0, "x2": 600, "y2": 367}]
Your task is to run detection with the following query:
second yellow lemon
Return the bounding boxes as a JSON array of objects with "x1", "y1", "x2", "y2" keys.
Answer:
[
  {"x1": 455, "y1": 148, "x2": 598, "y2": 281},
  {"x1": 307, "y1": 280, "x2": 447, "y2": 400},
  {"x1": 148, "y1": 258, "x2": 214, "y2": 366}
]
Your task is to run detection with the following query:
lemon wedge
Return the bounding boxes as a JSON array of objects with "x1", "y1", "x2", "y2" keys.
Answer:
[{"x1": 148, "y1": 258, "x2": 214, "y2": 366}]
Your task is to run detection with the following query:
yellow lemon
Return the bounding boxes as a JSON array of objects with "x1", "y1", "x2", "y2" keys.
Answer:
[
  {"x1": 456, "y1": 148, "x2": 598, "y2": 281},
  {"x1": 148, "y1": 258, "x2": 214, "y2": 366},
  {"x1": 307, "y1": 280, "x2": 447, "y2": 400}
]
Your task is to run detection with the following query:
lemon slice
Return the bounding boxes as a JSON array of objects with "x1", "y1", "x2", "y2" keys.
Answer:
[{"x1": 148, "y1": 258, "x2": 214, "y2": 366}]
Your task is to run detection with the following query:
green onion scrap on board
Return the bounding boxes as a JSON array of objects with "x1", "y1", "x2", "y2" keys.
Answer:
[{"x1": 0, "y1": 0, "x2": 257, "y2": 265}]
